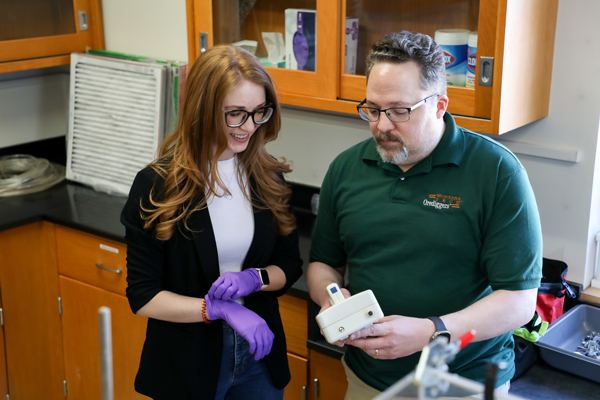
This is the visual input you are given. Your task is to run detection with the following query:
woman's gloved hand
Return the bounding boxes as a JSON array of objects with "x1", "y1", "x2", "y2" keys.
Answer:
[
  {"x1": 208, "y1": 269, "x2": 262, "y2": 300},
  {"x1": 205, "y1": 295, "x2": 274, "y2": 360}
]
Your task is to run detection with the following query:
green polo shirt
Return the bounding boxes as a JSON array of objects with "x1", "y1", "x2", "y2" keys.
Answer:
[{"x1": 310, "y1": 112, "x2": 543, "y2": 391}]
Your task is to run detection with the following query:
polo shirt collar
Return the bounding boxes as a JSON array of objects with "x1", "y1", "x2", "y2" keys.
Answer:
[{"x1": 361, "y1": 112, "x2": 465, "y2": 174}]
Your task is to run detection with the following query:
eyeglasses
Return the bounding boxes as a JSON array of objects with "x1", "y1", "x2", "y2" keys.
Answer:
[
  {"x1": 357, "y1": 94, "x2": 439, "y2": 123},
  {"x1": 224, "y1": 105, "x2": 274, "y2": 128}
]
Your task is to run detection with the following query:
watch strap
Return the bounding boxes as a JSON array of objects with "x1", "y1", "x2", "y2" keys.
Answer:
[{"x1": 427, "y1": 316, "x2": 451, "y2": 342}]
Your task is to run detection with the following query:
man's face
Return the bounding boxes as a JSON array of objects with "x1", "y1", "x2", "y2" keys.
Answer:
[{"x1": 365, "y1": 61, "x2": 446, "y2": 171}]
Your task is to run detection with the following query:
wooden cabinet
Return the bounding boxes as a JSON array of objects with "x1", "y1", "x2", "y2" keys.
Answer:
[
  {"x1": 0, "y1": 222, "x2": 65, "y2": 400},
  {"x1": 280, "y1": 294, "x2": 310, "y2": 400},
  {"x1": 56, "y1": 226, "x2": 147, "y2": 400},
  {"x1": 59, "y1": 276, "x2": 147, "y2": 400},
  {"x1": 308, "y1": 350, "x2": 347, "y2": 400},
  {"x1": 0, "y1": 295, "x2": 7, "y2": 399},
  {"x1": 339, "y1": 0, "x2": 559, "y2": 135},
  {"x1": 287, "y1": 352, "x2": 309, "y2": 400},
  {"x1": 55, "y1": 225, "x2": 128, "y2": 295},
  {"x1": 188, "y1": 0, "x2": 338, "y2": 103},
  {"x1": 0, "y1": 0, "x2": 104, "y2": 74},
  {"x1": 187, "y1": 0, "x2": 558, "y2": 134},
  {"x1": 0, "y1": 220, "x2": 330, "y2": 400}
]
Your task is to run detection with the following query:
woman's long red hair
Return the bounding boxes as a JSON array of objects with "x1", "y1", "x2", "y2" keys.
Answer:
[{"x1": 141, "y1": 44, "x2": 294, "y2": 240}]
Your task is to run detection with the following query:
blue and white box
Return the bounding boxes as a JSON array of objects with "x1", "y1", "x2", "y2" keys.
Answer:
[
  {"x1": 285, "y1": 9, "x2": 316, "y2": 72},
  {"x1": 345, "y1": 17, "x2": 359, "y2": 74}
]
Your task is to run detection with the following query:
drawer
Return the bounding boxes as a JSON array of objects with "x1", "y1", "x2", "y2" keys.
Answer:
[
  {"x1": 56, "y1": 225, "x2": 127, "y2": 295},
  {"x1": 280, "y1": 294, "x2": 308, "y2": 358}
]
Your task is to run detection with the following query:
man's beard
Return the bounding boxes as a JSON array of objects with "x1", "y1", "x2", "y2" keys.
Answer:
[{"x1": 375, "y1": 132, "x2": 408, "y2": 164}]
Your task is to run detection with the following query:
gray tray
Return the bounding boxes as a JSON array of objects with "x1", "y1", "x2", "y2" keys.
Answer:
[{"x1": 535, "y1": 304, "x2": 600, "y2": 383}]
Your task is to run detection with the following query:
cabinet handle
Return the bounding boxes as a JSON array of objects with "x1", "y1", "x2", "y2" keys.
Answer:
[
  {"x1": 314, "y1": 378, "x2": 319, "y2": 398},
  {"x1": 199, "y1": 32, "x2": 208, "y2": 54},
  {"x1": 78, "y1": 10, "x2": 88, "y2": 31},
  {"x1": 479, "y1": 56, "x2": 494, "y2": 87},
  {"x1": 95, "y1": 262, "x2": 122, "y2": 274},
  {"x1": 302, "y1": 385, "x2": 307, "y2": 400}
]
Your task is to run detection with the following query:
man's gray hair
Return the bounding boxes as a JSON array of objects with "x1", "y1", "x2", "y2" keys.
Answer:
[{"x1": 365, "y1": 31, "x2": 447, "y2": 95}]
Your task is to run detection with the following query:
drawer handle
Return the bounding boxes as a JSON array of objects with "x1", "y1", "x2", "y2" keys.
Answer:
[{"x1": 95, "y1": 262, "x2": 122, "y2": 274}]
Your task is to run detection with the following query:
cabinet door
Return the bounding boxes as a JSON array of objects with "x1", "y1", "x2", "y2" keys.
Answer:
[
  {"x1": 0, "y1": 222, "x2": 65, "y2": 400},
  {"x1": 285, "y1": 352, "x2": 309, "y2": 400},
  {"x1": 0, "y1": 0, "x2": 104, "y2": 73},
  {"x1": 189, "y1": 0, "x2": 339, "y2": 106},
  {"x1": 339, "y1": 0, "x2": 558, "y2": 134},
  {"x1": 309, "y1": 350, "x2": 347, "y2": 400},
  {"x1": 59, "y1": 276, "x2": 147, "y2": 400},
  {"x1": 280, "y1": 294, "x2": 309, "y2": 358},
  {"x1": 0, "y1": 295, "x2": 8, "y2": 399}
]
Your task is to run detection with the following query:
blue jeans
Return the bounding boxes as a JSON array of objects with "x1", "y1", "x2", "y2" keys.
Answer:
[{"x1": 214, "y1": 322, "x2": 284, "y2": 400}]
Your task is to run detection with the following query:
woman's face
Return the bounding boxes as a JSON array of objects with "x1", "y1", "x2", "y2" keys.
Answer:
[{"x1": 219, "y1": 79, "x2": 267, "y2": 160}]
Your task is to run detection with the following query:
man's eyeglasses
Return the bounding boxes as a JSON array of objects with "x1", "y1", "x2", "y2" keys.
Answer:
[
  {"x1": 356, "y1": 94, "x2": 439, "y2": 123},
  {"x1": 224, "y1": 105, "x2": 274, "y2": 128}
]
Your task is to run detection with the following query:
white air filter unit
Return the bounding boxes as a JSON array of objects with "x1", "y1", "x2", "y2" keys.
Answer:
[{"x1": 66, "y1": 53, "x2": 167, "y2": 196}]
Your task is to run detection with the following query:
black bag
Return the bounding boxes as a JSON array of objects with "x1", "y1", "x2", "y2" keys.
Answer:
[
  {"x1": 536, "y1": 258, "x2": 576, "y2": 323},
  {"x1": 513, "y1": 258, "x2": 576, "y2": 380}
]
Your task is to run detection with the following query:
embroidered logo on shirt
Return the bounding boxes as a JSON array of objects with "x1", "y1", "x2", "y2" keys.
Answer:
[{"x1": 423, "y1": 194, "x2": 462, "y2": 209}]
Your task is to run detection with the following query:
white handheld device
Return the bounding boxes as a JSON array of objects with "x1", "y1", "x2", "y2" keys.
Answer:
[{"x1": 315, "y1": 283, "x2": 384, "y2": 344}]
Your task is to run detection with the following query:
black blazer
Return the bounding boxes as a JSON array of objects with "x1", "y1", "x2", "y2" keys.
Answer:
[{"x1": 120, "y1": 167, "x2": 303, "y2": 400}]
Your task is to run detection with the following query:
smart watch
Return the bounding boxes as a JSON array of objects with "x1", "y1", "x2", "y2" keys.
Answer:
[
  {"x1": 427, "y1": 316, "x2": 451, "y2": 343},
  {"x1": 256, "y1": 268, "x2": 270, "y2": 290}
]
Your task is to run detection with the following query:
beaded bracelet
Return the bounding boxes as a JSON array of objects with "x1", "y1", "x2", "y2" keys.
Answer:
[{"x1": 201, "y1": 297, "x2": 212, "y2": 324}]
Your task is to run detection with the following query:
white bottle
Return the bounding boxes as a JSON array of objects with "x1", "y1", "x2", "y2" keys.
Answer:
[
  {"x1": 466, "y1": 31, "x2": 478, "y2": 88},
  {"x1": 435, "y1": 29, "x2": 470, "y2": 87}
]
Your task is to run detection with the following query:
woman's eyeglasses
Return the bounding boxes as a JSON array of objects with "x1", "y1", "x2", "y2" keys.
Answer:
[{"x1": 224, "y1": 105, "x2": 274, "y2": 128}]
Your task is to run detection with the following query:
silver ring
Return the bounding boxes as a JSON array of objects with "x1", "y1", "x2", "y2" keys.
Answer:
[{"x1": 375, "y1": 349, "x2": 379, "y2": 357}]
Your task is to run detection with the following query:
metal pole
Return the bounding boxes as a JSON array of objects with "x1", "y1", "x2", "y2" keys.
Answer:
[
  {"x1": 99, "y1": 306, "x2": 114, "y2": 400},
  {"x1": 593, "y1": 232, "x2": 600, "y2": 280}
]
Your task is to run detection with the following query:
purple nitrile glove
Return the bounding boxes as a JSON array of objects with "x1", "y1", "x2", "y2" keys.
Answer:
[
  {"x1": 208, "y1": 269, "x2": 262, "y2": 301},
  {"x1": 205, "y1": 295, "x2": 274, "y2": 360}
]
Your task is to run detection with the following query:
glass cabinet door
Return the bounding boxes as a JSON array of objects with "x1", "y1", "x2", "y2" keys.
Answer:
[
  {"x1": 340, "y1": 0, "x2": 494, "y2": 122},
  {"x1": 190, "y1": 0, "x2": 338, "y2": 104},
  {"x1": 0, "y1": 0, "x2": 103, "y2": 70},
  {"x1": 0, "y1": 0, "x2": 77, "y2": 41},
  {"x1": 188, "y1": 0, "x2": 557, "y2": 134}
]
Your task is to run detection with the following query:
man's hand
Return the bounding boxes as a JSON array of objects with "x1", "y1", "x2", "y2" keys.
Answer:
[
  {"x1": 340, "y1": 315, "x2": 433, "y2": 359},
  {"x1": 317, "y1": 287, "x2": 351, "y2": 347}
]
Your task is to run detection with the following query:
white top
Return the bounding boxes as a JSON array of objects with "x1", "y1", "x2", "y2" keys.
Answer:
[{"x1": 207, "y1": 156, "x2": 254, "y2": 282}]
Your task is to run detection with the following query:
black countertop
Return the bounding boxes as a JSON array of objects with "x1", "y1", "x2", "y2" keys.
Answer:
[
  {"x1": 0, "y1": 180, "x2": 314, "y2": 298},
  {"x1": 1, "y1": 180, "x2": 598, "y2": 399}
]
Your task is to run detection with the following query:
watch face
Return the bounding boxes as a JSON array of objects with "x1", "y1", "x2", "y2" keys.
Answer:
[
  {"x1": 433, "y1": 331, "x2": 451, "y2": 342},
  {"x1": 259, "y1": 269, "x2": 270, "y2": 285}
]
